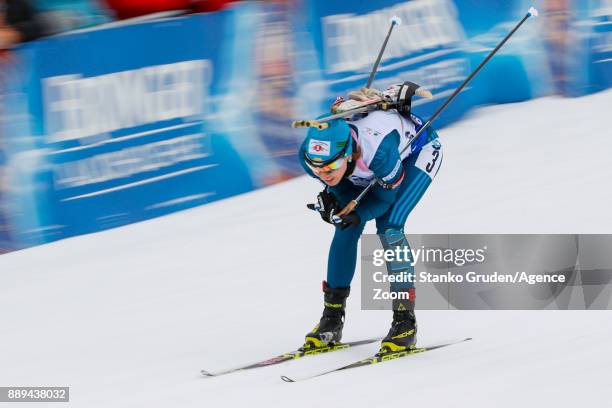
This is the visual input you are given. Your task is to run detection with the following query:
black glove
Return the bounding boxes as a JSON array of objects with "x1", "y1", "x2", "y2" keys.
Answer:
[
  {"x1": 336, "y1": 212, "x2": 361, "y2": 230},
  {"x1": 307, "y1": 190, "x2": 341, "y2": 224}
]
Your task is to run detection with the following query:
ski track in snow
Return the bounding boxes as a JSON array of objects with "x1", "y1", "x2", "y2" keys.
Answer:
[{"x1": 1, "y1": 90, "x2": 612, "y2": 407}]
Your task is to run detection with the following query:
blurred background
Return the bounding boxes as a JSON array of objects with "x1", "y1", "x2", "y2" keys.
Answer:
[{"x1": 0, "y1": 0, "x2": 610, "y2": 253}]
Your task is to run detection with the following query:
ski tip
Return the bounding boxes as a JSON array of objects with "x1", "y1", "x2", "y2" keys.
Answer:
[
  {"x1": 280, "y1": 375, "x2": 295, "y2": 383},
  {"x1": 200, "y1": 370, "x2": 214, "y2": 377},
  {"x1": 390, "y1": 16, "x2": 402, "y2": 26},
  {"x1": 528, "y1": 6, "x2": 539, "y2": 17}
]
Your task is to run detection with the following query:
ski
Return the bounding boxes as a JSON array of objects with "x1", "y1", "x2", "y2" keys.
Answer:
[
  {"x1": 280, "y1": 337, "x2": 472, "y2": 382},
  {"x1": 200, "y1": 337, "x2": 381, "y2": 378}
]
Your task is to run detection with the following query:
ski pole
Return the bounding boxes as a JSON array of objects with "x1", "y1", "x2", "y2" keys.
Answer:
[
  {"x1": 366, "y1": 16, "x2": 402, "y2": 89},
  {"x1": 293, "y1": 16, "x2": 401, "y2": 130},
  {"x1": 337, "y1": 6, "x2": 539, "y2": 217}
]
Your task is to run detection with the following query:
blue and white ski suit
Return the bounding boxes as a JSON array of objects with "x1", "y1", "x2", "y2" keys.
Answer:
[{"x1": 299, "y1": 110, "x2": 443, "y2": 290}]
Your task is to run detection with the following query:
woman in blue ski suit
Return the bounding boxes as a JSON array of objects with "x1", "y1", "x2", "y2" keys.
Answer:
[{"x1": 298, "y1": 104, "x2": 442, "y2": 354}]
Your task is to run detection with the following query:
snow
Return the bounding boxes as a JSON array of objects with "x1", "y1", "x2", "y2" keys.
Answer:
[{"x1": 1, "y1": 90, "x2": 612, "y2": 407}]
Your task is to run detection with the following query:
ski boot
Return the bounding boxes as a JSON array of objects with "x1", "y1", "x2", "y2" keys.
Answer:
[
  {"x1": 303, "y1": 281, "x2": 350, "y2": 350},
  {"x1": 378, "y1": 291, "x2": 417, "y2": 355}
]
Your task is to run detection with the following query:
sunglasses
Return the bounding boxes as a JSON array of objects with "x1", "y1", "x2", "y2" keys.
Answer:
[{"x1": 305, "y1": 156, "x2": 347, "y2": 175}]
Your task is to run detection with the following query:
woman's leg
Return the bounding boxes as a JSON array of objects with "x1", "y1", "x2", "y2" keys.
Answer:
[
  {"x1": 375, "y1": 140, "x2": 443, "y2": 352},
  {"x1": 326, "y1": 220, "x2": 367, "y2": 288},
  {"x1": 376, "y1": 140, "x2": 443, "y2": 296}
]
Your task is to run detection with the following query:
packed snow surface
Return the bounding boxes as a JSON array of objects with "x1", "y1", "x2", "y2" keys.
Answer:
[{"x1": 1, "y1": 91, "x2": 611, "y2": 407}]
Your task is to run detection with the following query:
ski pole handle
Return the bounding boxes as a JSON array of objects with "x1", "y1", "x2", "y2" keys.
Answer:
[{"x1": 336, "y1": 199, "x2": 358, "y2": 217}]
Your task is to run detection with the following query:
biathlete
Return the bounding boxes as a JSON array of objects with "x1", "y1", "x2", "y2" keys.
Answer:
[{"x1": 298, "y1": 90, "x2": 442, "y2": 354}]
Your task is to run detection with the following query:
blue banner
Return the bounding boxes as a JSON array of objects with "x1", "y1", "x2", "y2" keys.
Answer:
[
  {"x1": 1, "y1": 7, "x2": 258, "y2": 247},
  {"x1": 586, "y1": 0, "x2": 612, "y2": 92},
  {"x1": 0, "y1": 0, "x2": 610, "y2": 252},
  {"x1": 292, "y1": 0, "x2": 545, "y2": 127}
]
